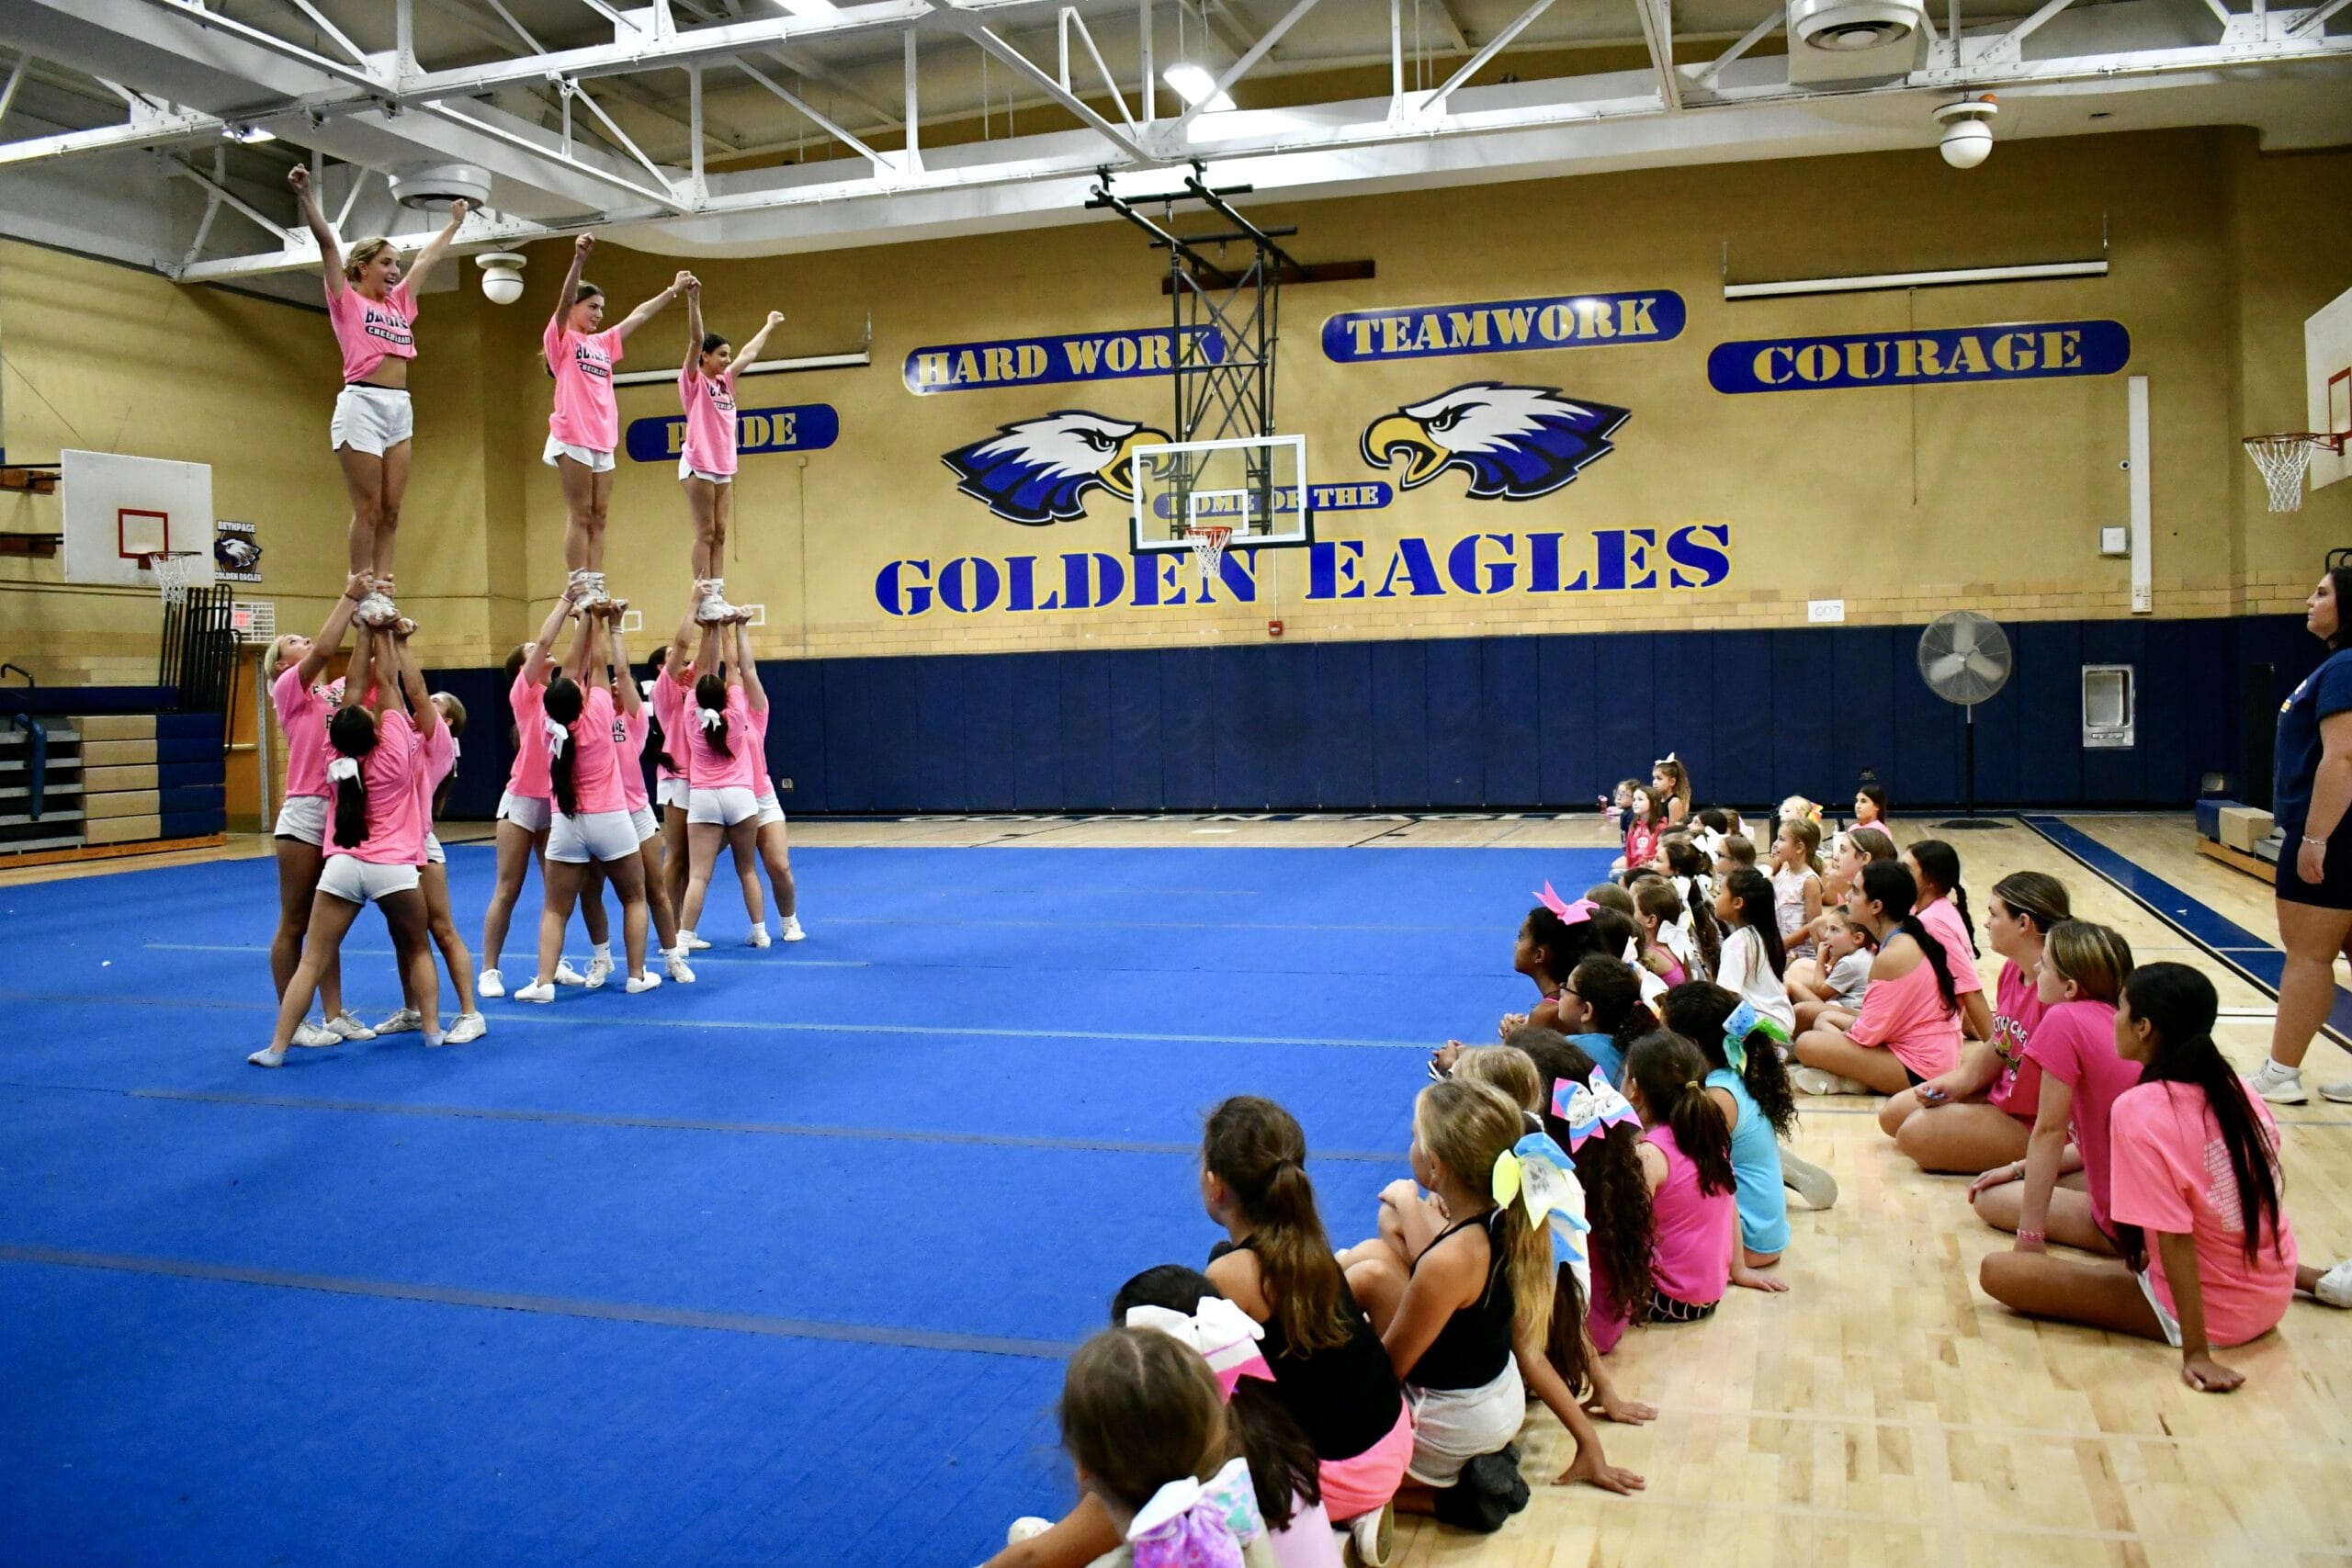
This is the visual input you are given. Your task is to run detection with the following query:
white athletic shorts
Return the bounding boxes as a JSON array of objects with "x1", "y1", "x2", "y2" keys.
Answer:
[
  {"x1": 1403, "y1": 1360, "x2": 1526, "y2": 1488},
  {"x1": 629, "y1": 804, "x2": 659, "y2": 842},
  {"x1": 678, "y1": 455, "x2": 733, "y2": 484},
  {"x1": 543, "y1": 435, "x2": 616, "y2": 473},
  {"x1": 497, "y1": 790, "x2": 551, "y2": 833},
  {"x1": 548, "y1": 808, "x2": 639, "y2": 864},
  {"x1": 274, "y1": 794, "x2": 329, "y2": 846},
  {"x1": 424, "y1": 832, "x2": 445, "y2": 866},
  {"x1": 754, "y1": 787, "x2": 785, "y2": 829},
  {"x1": 331, "y1": 384, "x2": 413, "y2": 457},
  {"x1": 318, "y1": 852, "x2": 421, "y2": 905},
  {"x1": 657, "y1": 777, "x2": 689, "y2": 809},
  {"x1": 689, "y1": 784, "x2": 760, "y2": 827}
]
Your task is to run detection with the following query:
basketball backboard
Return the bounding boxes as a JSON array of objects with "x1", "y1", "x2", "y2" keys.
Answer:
[
  {"x1": 60, "y1": 449, "x2": 216, "y2": 590},
  {"x1": 1130, "y1": 434, "x2": 1312, "y2": 555},
  {"x1": 2308, "y1": 284, "x2": 2352, "y2": 491}
]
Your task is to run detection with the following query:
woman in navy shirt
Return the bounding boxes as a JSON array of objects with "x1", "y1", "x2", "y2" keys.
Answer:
[{"x1": 2252, "y1": 564, "x2": 2352, "y2": 1107}]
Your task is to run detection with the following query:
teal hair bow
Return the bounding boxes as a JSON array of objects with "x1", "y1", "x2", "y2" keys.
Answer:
[{"x1": 1722, "y1": 998, "x2": 1792, "y2": 1072}]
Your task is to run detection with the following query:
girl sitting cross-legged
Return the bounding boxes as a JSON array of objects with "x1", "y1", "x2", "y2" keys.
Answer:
[{"x1": 1791, "y1": 861, "x2": 1963, "y2": 1097}]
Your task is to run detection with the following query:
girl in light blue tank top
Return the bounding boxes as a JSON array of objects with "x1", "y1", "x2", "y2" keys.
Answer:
[{"x1": 1659, "y1": 983, "x2": 1803, "y2": 1285}]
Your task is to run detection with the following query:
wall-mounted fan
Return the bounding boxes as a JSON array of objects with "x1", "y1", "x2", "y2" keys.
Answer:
[{"x1": 1917, "y1": 610, "x2": 2012, "y2": 828}]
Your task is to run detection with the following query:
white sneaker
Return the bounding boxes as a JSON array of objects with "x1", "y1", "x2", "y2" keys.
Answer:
[
  {"x1": 665, "y1": 949, "x2": 697, "y2": 984},
  {"x1": 325, "y1": 1010, "x2": 377, "y2": 1042},
  {"x1": 445, "y1": 1011, "x2": 488, "y2": 1044},
  {"x1": 680, "y1": 930, "x2": 710, "y2": 952},
  {"x1": 2251, "y1": 1060, "x2": 2308, "y2": 1105},
  {"x1": 356, "y1": 591, "x2": 399, "y2": 627},
  {"x1": 1792, "y1": 1066, "x2": 1871, "y2": 1096},
  {"x1": 2318, "y1": 1078, "x2": 2352, "y2": 1104},
  {"x1": 585, "y1": 954, "x2": 613, "y2": 989},
  {"x1": 747, "y1": 925, "x2": 771, "y2": 949},
  {"x1": 1780, "y1": 1147, "x2": 1840, "y2": 1211},
  {"x1": 779, "y1": 915, "x2": 806, "y2": 942},
  {"x1": 514, "y1": 980, "x2": 555, "y2": 1003},
  {"x1": 553, "y1": 959, "x2": 588, "y2": 987},
  {"x1": 247, "y1": 1046, "x2": 287, "y2": 1068},
  {"x1": 1005, "y1": 1519, "x2": 1051, "y2": 1546},
  {"x1": 1346, "y1": 1502, "x2": 1395, "y2": 1567},
  {"x1": 290, "y1": 1020, "x2": 339, "y2": 1048},
  {"x1": 2306, "y1": 1260, "x2": 2352, "y2": 1308},
  {"x1": 375, "y1": 1007, "x2": 423, "y2": 1035},
  {"x1": 478, "y1": 968, "x2": 505, "y2": 998},
  {"x1": 625, "y1": 972, "x2": 662, "y2": 994}
]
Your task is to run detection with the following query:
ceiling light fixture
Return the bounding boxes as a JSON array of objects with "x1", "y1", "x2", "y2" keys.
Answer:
[
  {"x1": 222, "y1": 122, "x2": 276, "y2": 144},
  {"x1": 1161, "y1": 62, "x2": 1234, "y2": 112},
  {"x1": 1934, "y1": 96, "x2": 1997, "y2": 169}
]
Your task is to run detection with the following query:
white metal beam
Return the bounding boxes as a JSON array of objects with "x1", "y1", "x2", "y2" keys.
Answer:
[
  {"x1": 0, "y1": 107, "x2": 221, "y2": 165},
  {"x1": 1413, "y1": 0, "x2": 1558, "y2": 116},
  {"x1": 164, "y1": 157, "x2": 293, "y2": 243},
  {"x1": 1169, "y1": 0, "x2": 1326, "y2": 134},
  {"x1": 137, "y1": 0, "x2": 390, "y2": 90},
  {"x1": 932, "y1": 4, "x2": 1151, "y2": 159},
  {"x1": 736, "y1": 57, "x2": 898, "y2": 175},
  {"x1": 1701, "y1": 8, "x2": 1781, "y2": 87},
  {"x1": 0, "y1": 54, "x2": 30, "y2": 128},
  {"x1": 279, "y1": 0, "x2": 370, "y2": 67},
  {"x1": 1635, "y1": 0, "x2": 1680, "y2": 111},
  {"x1": 423, "y1": 99, "x2": 689, "y2": 210},
  {"x1": 2006, "y1": 0, "x2": 2080, "y2": 45},
  {"x1": 2290, "y1": 0, "x2": 2348, "y2": 31}
]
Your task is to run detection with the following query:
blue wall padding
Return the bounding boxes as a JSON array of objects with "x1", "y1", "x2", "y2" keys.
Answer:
[{"x1": 424, "y1": 615, "x2": 2326, "y2": 817}]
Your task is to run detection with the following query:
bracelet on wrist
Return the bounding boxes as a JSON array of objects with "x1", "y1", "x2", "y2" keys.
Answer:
[
  {"x1": 2015, "y1": 1228, "x2": 2044, "y2": 1244},
  {"x1": 2305, "y1": 835, "x2": 2329, "y2": 848}
]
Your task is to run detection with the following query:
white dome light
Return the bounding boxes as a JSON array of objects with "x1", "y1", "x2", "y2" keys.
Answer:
[
  {"x1": 1934, "y1": 97, "x2": 1999, "y2": 170},
  {"x1": 476, "y1": 252, "x2": 527, "y2": 305}
]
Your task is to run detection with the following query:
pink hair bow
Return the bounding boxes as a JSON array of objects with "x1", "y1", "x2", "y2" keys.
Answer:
[
  {"x1": 1127, "y1": 1457, "x2": 1260, "y2": 1568},
  {"x1": 1536, "y1": 881, "x2": 1597, "y2": 926}
]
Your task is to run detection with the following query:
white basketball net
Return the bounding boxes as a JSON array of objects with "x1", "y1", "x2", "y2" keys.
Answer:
[
  {"x1": 152, "y1": 552, "x2": 206, "y2": 607},
  {"x1": 1187, "y1": 525, "x2": 1233, "y2": 588},
  {"x1": 2244, "y1": 434, "x2": 2328, "y2": 513}
]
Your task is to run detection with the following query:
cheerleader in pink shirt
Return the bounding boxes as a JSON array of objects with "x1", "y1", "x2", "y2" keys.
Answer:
[
  {"x1": 288, "y1": 165, "x2": 467, "y2": 627},
  {"x1": 605, "y1": 611, "x2": 694, "y2": 983},
  {"x1": 677, "y1": 278, "x2": 786, "y2": 626},
  {"x1": 544, "y1": 232, "x2": 694, "y2": 609},
  {"x1": 674, "y1": 596, "x2": 771, "y2": 950}
]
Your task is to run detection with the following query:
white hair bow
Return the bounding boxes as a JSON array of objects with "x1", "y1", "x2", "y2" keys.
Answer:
[
  {"x1": 1125, "y1": 1296, "x2": 1274, "y2": 1394},
  {"x1": 543, "y1": 715, "x2": 569, "y2": 759},
  {"x1": 699, "y1": 705, "x2": 726, "y2": 734},
  {"x1": 1624, "y1": 937, "x2": 1668, "y2": 1001},
  {"x1": 327, "y1": 757, "x2": 360, "y2": 783}
]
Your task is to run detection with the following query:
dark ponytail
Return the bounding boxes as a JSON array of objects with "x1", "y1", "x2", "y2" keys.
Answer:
[
  {"x1": 1659, "y1": 980, "x2": 1798, "y2": 1139},
  {"x1": 1909, "y1": 838, "x2": 1978, "y2": 957},
  {"x1": 1524, "y1": 1034, "x2": 1655, "y2": 1337},
  {"x1": 1202, "y1": 1097, "x2": 1354, "y2": 1353},
  {"x1": 694, "y1": 671, "x2": 733, "y2": 758},
  {"x1": 1569, "y1": 955, "x2": 1655, "y2": 1065},
  {"x1": 1723, "y1": 867, "x2": 1787, "y2": 978},
  {"x1": 2114, "y1": 964, "x2": 2285, "y2": 1269},
  {"x1": 326, "y1": 706, "x2": 378, "y2": 851},
  {"x1": 1861, "y1": 860, "x2": 1959, "y2": 1014},
  {"x1": 544, "y1": 675, "x2": 583, "y2": 818},
  {"x1": 1110, "y1": 1265, "x2": 1320, "y2": 1529},
  {"x1": 1624, "y1": 1031, "x2": 1736, "y2": 1197}
]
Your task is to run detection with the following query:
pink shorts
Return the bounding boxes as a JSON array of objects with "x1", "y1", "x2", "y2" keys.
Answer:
[{"x1": 1316, "y1": 1404, "x2": 1414, "y2": 1524}]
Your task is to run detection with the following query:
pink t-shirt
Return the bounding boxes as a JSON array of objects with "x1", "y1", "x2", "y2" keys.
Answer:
[
  {"x1": 507, "y1": 669, "x2": 551, "y2": 801},
  {"x1": 1985, "y1": 962, "x2": 2048, "y2": 1121},
  {"x1": 565, "y1": 684, "x2": 628, "y2": 817},
  {"x1": 2110, "y1": 1081, "x2": 2296, "y2": 1348},
  {"x1": 1845, "y1": 953, "x2": 1962, "y2": 1080},
  {"x1": 339, "y1": 707, "x2": 424, "y2": 866},
  {"x1": 1623, "y1": 820, "x2": 1662, "y2": 871},
  {"x1": 411, "y1": 718, "x2": 457, "y2": 855},
  {"x1": 273, "y1": 664, "x2": 333, "y2": 802},
  {"x1": 1916, "y1": 897, "x2": 1984, "y2": 995},
  {"x1": 679, "y1": 367, "x2": 740, "y2": 476},
  {"x1": 325, "y1": 279, "x2": 418, "y2": 384},
  {"x1": 1644, "y1": 1122, "x2": 1736, "y2": 1309},
  {"x1": 616, "y1": 704, "x2": 650, "y2": 813},
  {"x1": 544, "y1": 320, "x2": 625, "y2": 452},
  {"x1": 652, "y1": 667, "x2": 692, "y2": 784},
  {"x1": 685, "y1": 684, "x2": 761, "y2": 793},
  {"x1": 2022, "y1": 998, "x2": 2137, "y2": 1231}
]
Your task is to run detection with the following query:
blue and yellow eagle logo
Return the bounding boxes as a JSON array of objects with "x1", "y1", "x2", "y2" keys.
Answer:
[
  {"x1": 1360, "y1": 382, "x2": 1629, "y2": 502},
  {"x1": 942, "y1": 411, "x2": 1171, "y2": 526}
]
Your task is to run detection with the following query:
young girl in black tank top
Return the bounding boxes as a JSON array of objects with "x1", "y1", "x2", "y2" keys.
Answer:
[
  {"x1": 1200, "y1": 1097, "x2": 1413, "y2": 1547},
  {"x1": 1335, "y1": 1078, "x2": 1645, "y2": 1525}
]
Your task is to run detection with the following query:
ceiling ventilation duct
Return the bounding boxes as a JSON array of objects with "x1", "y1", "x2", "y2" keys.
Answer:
[
  {"x1": 388, "y1": 162, "x2": 492, "y2": 210},
  {"x1": 1785, "y1": 0, "x2": 1928, "y2": 85}
]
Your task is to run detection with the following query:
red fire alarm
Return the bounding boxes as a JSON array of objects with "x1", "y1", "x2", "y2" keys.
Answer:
[{"x1": 1267, "y1": 619, "x2": 1284, "y2": 638}]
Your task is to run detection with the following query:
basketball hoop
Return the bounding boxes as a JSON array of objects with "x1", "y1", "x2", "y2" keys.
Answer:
[
  {"x1": 1184, "y1": 524, "x2": 1233, "y2": 588},
  {"x1": 145, "y1": 550, "x2": 205, "y2": 607},
  {"x1": 2244, "y1": 432, "x2": 2345, "y2": 513}
]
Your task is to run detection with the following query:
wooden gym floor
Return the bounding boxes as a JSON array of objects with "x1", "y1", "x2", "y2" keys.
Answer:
[{"x1": 13, "y1": 812, "x2": 2350, "y2": 1564}]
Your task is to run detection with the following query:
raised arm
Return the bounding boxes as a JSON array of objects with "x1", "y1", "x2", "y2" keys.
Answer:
[
  {"x1": 609, "y1": 614, "x2": 641, "y2": 716},
  {"x1": 668, "y1": 580, "x2": 699, "y2": 674},
  {"x1": 683, "y1": 277, "x2": 706, "y2": 373},
  {"x1": 343, "y1": 626, "x2": 377, "y2": 711},
  {"x1": 568, "y1": 599, "x2": 608, "y2": 682},
  {"x1": 298, "y1": 573, "x2": 369, "y2": 686},
  {"x1": 288, "y1": 164, "x2": 345, "y2": 296},
  {"x1": 734, "y1": 309, "x2": 786, "y2": 368},
  {"x1": 392, "y1": 620, "x2": 437, "y2": 740},
  {"x1": 551, "y1": 233, "x2": 593, "y2": 333},
  {"x1": 525, "y1": 588, "x2": 575, "y2": 686},
  {"x1": 733, "y1": 619, "x2": 765, "y2": 714},
  {"x1": 695, "y1": 616, "x2": 724, "y2": 690},
  {"x1": 615, "y1": 270, "x2": 695, "y2": 343},
  {"x1": 401, "y1": 198, "x2": 469, "y2": 297}
]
